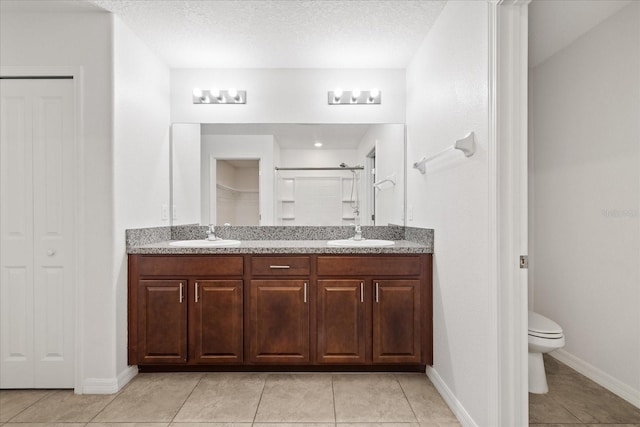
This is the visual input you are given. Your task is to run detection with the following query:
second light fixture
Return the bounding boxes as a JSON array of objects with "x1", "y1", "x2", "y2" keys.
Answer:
[{"x1": 193, "y1": 88, "x2": 246, "y2": 104}]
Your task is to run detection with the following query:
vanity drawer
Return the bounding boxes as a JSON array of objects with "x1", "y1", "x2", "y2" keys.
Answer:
[
  {"x1": 137, "y1": 256, "x2": 244, "y2": 276},
  {"x1": 251, "y1": 256, "x2": 311, "y2": 276},
  {"x1": 317, "y1": 256, "x2": 422, "y2": 276}
]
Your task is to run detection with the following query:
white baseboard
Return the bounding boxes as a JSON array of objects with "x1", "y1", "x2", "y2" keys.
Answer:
[
  {"x1": 81, "y1": 366, "x2": 138, "y2": 394},
  {"x1": 117, "y1": 365, "x2": 138, "y2": 389},
  {"x1": 426, "y1": 366, "x2": 478, "y2": 427},
  {"x1": 549, "y1": 349, "x2": 640, "y2": 409}
]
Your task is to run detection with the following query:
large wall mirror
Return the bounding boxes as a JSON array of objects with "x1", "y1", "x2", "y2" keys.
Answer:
[{"x1": 171, "y1": 123, "x2": 405, "y2": 227}]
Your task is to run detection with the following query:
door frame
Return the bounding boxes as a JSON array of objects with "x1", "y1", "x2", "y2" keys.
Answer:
[
  {"x1": 487, "y1": 1, "x2": 530, "y2": 426},
  {"x1": 0, "y1": 66, "x2": 84, "y2": 393}
]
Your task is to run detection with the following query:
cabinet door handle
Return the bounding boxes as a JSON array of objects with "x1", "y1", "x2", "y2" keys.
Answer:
[
  {"x1": 195, "y1": 282, "x2": 199, "y2": 303},
  {"x1": 304, "y1": 282, "x2": 308, "y2": 303},
  {"x1": 270, "y1": 265, "x2": 290, "y2": 269},
  {"x1": 360, "y1": 282, "x2": 364, "y2": 303},
  {"x1": 375, "y1": 282, "x2": 379, "y2": 303},
  {"x1": 179, "y1": 282, "x2": 184, "y2": 303}
]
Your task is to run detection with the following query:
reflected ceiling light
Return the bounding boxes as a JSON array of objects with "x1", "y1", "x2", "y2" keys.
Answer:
[
  {"x1": 192, "y1": 88, "x2": 246, "y2": 104},
  {"x1": 328, "y1": 88, "x2": 381, "y2": 105},
  {"x1": 314, "y1": 141, "x2": 323, "y2": 148}
]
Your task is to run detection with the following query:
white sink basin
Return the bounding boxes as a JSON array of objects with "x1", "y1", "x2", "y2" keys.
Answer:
[
  {"x1": 327, "y1": 239, "x2": 395, "y2": 247},
  {"x1": 169, "y1": 239, "x2": 241, "y2": 247}
]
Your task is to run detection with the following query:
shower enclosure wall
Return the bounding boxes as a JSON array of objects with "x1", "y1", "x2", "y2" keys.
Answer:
[{"x1": 275, "y1": 166, "x2": 366, "y2": 226}]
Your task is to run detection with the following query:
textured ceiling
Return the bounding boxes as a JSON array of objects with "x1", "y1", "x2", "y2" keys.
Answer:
[{"x1": 88, "y1": 0, "x2": 446, "y2": 68}]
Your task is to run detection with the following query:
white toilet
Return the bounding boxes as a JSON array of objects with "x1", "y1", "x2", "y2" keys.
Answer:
[{"x1": 528, "y1": 311, "x2": 565, "y2": 393}]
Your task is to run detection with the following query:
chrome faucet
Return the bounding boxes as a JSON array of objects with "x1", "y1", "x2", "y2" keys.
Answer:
[
  {"x1": 207, "y1": 224, "x2": 218, "y2": 241},
  {"x1": 353, "y1": 224, "x2": 363, "y2": 241}
]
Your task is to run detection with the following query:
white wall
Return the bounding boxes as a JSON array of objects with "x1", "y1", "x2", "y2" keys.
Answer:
[
  {"x1": 201, "y1": 135, "x2": 276, "y2": 225},
  {"x1": 406, "y1": 1, "x2": 492, "y2": 426},
  {"x1": 530, "y1": 1, "x2": 640, "y2": 402},
  {"x1": 279, "y1": 149, "x2": 358, "y2": 168},
  {"x1": 172, "y1": 124, "x2": 202, "y2": 225},
  {"x1": 0, "y1": 10, "x2": 118, "y2": 390},
  {"x1": 171, "y1": 68, "x2": 405, "y2": 124},
  {"x1": 112, "y1": 16, "x2": 171, "y2": 381},
  {"x1": 359, "y1": 125, "x2": 405, "y2": 226}
]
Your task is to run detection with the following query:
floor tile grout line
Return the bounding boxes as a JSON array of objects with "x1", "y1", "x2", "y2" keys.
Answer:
[
  {"x1": 167, "y1": 372, "x2": 205, "y2": 425},
  {"x1": 85, "y1": 389, "x2": 121, "y2": 424},
  {"x1": 331, "y1": 373, "x2": 337, "y2": 424},
  {"x1": 395, "y1": 373, "x2": 420, "y2": 424},
  {"x1": 251, "y1": 372, "x2": 268, "y2": 425},
  {"x1": 3, "y1": 389, "x2": 56, "y2": 423}
]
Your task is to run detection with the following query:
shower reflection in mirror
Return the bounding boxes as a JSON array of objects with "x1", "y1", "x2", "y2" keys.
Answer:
[{"x1": 170, "y1": 123, "x2": 405, "y2": 227}]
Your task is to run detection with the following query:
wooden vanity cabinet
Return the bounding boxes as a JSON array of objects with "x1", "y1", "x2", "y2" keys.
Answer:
[
  {"x1": 372, "y1": 279, "x2": 421, "y2": 364},
  {"x1": 316, "y1": 255, "x2": 431, "y2": 365},
  {"x1": 249, "y1": 279, "x2": 310, "y2": 363},
  {"x1": 137, "y1": 279, "x2": 188, "y2": 364},
  {"x1": 128, "y1": 255, "x2": 244, "y2": 365},
  {"x1": 129, "y1": 253, "x2": 432, "y2": 368},
  {"x1": 248, "y1": 256, "x2": 311, "y2": 363},
  {"x1": 316, "y1": 279, "x2": 367, "y2": 364},
  {"x1": 190, "y1": 280, "x2": 243, "y2": 364}
]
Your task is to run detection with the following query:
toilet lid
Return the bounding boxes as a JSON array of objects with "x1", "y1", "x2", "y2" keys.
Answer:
[{"x1": 528, "y1": 311, "x2": 563, "y2": 335}]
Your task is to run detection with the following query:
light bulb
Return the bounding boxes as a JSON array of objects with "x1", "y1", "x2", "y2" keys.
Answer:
[
  {"x1": 370, "y1": 88, "x2": 380, "y2": 98},
  {"x1": 352, "y1": 89, "x2": 361, "y2": 100},
  {"x1": 210, "y1": 88, "x2": 221, "y2": 100},
  {"x1": 228, "y1": 88, "x2": 239, "y2": 101},
  {"x1": 192, "y1": 88, "x2": 203, "y2": 98},
  {"x1": 333, "y1": 87, "x2": 343, "y2": 103}
]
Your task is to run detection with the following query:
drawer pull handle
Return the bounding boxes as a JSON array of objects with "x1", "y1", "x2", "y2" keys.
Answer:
[
  {"x1": 179, "y1": 282, "x2": 184, "y2": 303},
  {"x1": 195, "y1": 282, "x2": 199, "y2": 303},
  {"x1": 360, "y1": 282, "x2": 364, "y2": 303},
  {"x1": 375, "y1": 282, "x2": 379, "y2": 303},
  {"x1": 269, "y1": 265, "x2": 290, "y2": 269},
  {"x1": 304, "y1": 282, "x2": 308, "y2": 303}
]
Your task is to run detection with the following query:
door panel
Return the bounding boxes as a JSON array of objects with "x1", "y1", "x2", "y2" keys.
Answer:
[
  {"x1": 138, "y1": 280, "x2": 188, "y2": 364},
  {"x1": 249, "y1": 280, "x2": 309, "y2": 363},
  {"x1": 317, "y1": 280, "x2": 366, "y2": 364},
  {"x1": 32, "y1": 80, "x2": 75, "y2": 387},
  {"x1": 373, "y1": 280, "x2": 421, "y2": 364},
  {"x1": 1, "y1": 81, "x2": 36, "y2": 387},
  {"x1": 190, "y1": 280, "x2": 243, "y2": 364}
]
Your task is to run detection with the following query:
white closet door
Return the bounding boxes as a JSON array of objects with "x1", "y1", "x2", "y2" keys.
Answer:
[
  {"x1": 1, "y1": 79, "x2": 35, "y2": 387},
  {"x1": 1, "y1": 79, "x2": 75, "y2": 388}
]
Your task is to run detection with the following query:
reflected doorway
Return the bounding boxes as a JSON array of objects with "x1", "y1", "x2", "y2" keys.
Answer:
[{"x1": 215, "y1": 159, "x2": 260, "y2": 226}]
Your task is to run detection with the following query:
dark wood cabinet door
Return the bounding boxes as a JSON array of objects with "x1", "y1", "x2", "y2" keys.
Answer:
[
  {"x1": 317, "y1": 280, "x2": 366, "y2": 364},
  {"x1": 138, "y1": 280, "x2": 187, "y2": 364},
  {"x1": 373, "y1": 279, "x2": 421, "y2": 364},
  {"x1": 190, "y1": 280, "x2": 243, "y2": 364},
  {"x1": 249, "y1": 279, "x2": 309, "y2": 363}
]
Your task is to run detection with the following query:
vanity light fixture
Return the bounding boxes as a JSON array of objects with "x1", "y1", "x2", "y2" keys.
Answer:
[
  {"x1": 192, "y1": 88, "x2": 246, "y2": 104},
  {"x1": 328, "y1": 88, "x2": 381, "y2": 105}
]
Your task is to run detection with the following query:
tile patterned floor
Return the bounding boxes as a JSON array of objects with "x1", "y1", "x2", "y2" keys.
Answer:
[
  {"x1": 2, "y1": 358, "x2": 639, "y2": 427},
  {"x1": 0, "y1": 372, "x2": 460, "y2": 427},
  {"x1": 529, "y1": 355, "x2": 640, "y2": 427}
]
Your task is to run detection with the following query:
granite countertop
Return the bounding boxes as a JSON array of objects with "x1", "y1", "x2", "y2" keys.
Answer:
[{"x1": 128, "y1": 239, "x2": 432, "y2": 255}]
